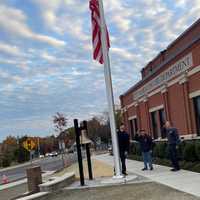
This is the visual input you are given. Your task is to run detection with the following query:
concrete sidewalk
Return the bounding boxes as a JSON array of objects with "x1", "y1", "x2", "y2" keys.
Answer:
[{"x1": 95, "y1": 154, "x2": 200, "y2": 197}]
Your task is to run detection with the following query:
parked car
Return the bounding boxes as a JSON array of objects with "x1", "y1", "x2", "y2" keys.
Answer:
[
  {"x1": 45, "y1": 153, "x2": 50, "y2": 157},
  {"x1": 39, "y1": 155, "x2": 44, "y2": 158},
  {"x1": 51, "y1": 151, "x2": 58, "y2": 157}
]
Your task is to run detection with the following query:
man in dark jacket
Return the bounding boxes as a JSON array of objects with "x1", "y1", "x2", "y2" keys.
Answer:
[
  {"x1": 165, "y1": 121, "x2": 180, "y2": 171},
  {"x1": 135, "y1": 130, "x2": 153, "y2": 171},
  {"x1": 118, "y1": 124, "x2": 130, "y2": 175}
]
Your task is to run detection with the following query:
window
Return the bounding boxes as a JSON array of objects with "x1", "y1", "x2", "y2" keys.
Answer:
[
  {"x1": 194, "y1": 96, "x2": 200, "y2": 136},
  {"x1": 134, "y1": 118, "x2": 138, "y2": 135},
  {"x1": 151, "y1": 109, "x2": 166, "y2": 139},
  {"x1": 159, "y1": 109, "x2": 166, "y2": 138},
  {"x1": 129, "y1": 120, "x2": 134, "y2": 139},
  {"x1": 129, "y1": 118, "x2": 138, "y2": 139},
  {"x1": 151, "y1": 111, "x2": 158, "y2": 139}
]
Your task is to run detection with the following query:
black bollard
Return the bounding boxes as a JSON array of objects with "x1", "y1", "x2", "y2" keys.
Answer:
[
  {"x1": 83, "y1": 121, "x2": 93, "y2": 180},
  {"x1": 74, "y1": 119, "x2": 85, "y2": 186}
]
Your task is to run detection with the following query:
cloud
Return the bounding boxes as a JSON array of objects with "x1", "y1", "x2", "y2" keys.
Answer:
[
  {"x1": 33, "y1": 0, "x2": 89, "y2": 41},
  {"x1": 176, "y1": 0, "x2": 188, "y2": 7},
  {"x1": 41, "y1": 52, "x2": 57, "y2": 62},
  {"x1": 0, "y1": 5, "x2": 66, "y2": 47},
  {"x1": 0, "y1": 42, "x2": 22, "y2": 56},
  {"x1": 104, "y1": 0, "x2": 133, "y2": 32},
  {"x1": 111, "y1": 47, "x2": 136, "y2": 60}
]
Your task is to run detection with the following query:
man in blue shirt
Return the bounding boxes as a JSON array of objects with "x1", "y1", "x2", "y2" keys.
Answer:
[{"x1": 165, "y1": 121, "x2": 180, "y2": 171}]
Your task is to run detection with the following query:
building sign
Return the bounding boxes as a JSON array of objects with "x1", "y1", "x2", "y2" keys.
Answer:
[{"x1": 133, "y1": 53, "x2": 193, "y2": 100}]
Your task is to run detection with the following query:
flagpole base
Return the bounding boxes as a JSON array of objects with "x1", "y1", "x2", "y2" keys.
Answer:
[
  {"x1": 101, "y1": 175, "x2": 138, "y2": 184},
  {"x1": 112, "y1": 175, "x2": 124, "y2": 179}
]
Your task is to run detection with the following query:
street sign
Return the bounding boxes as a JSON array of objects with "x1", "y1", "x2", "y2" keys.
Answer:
[{"x1": 23, "y1": 138, "x2": 36, "y2": 152}]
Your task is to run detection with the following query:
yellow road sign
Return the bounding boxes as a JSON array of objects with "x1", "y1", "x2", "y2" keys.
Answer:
[{"x1": 23, "y1": 138, "x2": 36, "y2": 151}]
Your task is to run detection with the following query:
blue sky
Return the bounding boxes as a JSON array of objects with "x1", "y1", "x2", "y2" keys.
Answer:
[{"x1": 0, "y1": 0, "x2": 199, "y2": 141}]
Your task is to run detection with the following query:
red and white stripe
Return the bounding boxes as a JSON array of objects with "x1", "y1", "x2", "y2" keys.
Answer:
[{"x1": 89, "y1": 0, "x2": 110, "y2": 64}]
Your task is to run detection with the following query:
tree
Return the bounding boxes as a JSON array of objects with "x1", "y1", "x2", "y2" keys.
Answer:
[
  {"x1": 85, "y1": 107, "x2": 122, "y2": 146},
  {"x1": 53, "y1": 112, "x2": 68, "y2": 134},
  {"x1": 115, "y1": 109, "x2": 123, "y2": 130},
  {"x1": 103, "y1": 108, "x2": 122, "y2": 130},
  {"x1": 17, "y1": 136, "x2": 30, "y2": 163},
  {"x1": 1, "y1": 136, "x2": 18, "y2": 164},
  {"x1": 87, "y1": 117, "x2": 102, "y2": 143},
  {"x1": 2, "y1": 136, "x2": 18, "y2": 153}
]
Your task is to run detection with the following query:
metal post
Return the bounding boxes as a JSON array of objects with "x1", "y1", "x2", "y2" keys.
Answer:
[
  {"x1": 98, "y1": 0, "x2": 122, "y2": 178},
  {"x1": 30, "y1": 151, "x2": 33, "y2": 166},
  {"x1": 74, "y1": 119, "x2": 85, "y2": 186},
  {"x1": 61, "y1": 142, "x2": 65, "y2": 168},
  {"x1": 83, "y1": 121, "x2": 93, "y2": 180},
  {"x1": 86, "y1": 144, "x2": 93, "y2": 180}
]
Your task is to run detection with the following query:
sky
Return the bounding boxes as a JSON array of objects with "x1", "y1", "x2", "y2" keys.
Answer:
[{"x1": 0, "y1": 0, "x2": 200, "y2": 141}]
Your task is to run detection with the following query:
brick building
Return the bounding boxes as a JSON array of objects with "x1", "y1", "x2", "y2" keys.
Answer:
[{"x1": 120, "y1": 19, "x2": 200, "y2": 140}]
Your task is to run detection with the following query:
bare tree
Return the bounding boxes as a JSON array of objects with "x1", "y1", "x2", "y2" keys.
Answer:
[
  {"x1": 53, "y1": 112, "x2": 68, "y2": 168},
  {"x1": 53, "y1": 112, "x2": 68, "y2": 134}
]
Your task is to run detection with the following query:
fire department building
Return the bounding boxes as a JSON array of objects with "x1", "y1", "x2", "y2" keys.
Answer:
[{"x1": 120, "y1": 19, "x2": 200, "y2": 140}]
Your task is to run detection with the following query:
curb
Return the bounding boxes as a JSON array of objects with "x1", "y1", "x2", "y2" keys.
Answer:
[{"x1": 0, "y1": 171, "x2": 55, "y2": 191}]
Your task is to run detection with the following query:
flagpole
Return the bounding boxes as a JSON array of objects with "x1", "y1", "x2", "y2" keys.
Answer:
[{"x1": 98, "y1": 0, "x2": 122, "y2": 178}]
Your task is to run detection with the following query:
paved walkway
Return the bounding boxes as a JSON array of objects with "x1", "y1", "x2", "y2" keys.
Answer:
[{"x1": 95, "y1": 154, "x2": 200, "y2": 197}]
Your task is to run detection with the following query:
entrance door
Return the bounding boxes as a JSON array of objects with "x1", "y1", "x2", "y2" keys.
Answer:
[
  {"x1": 151, "y1": 111, "x2": 158, "y2": 139},
  {"x1": 194, "y1": 96, "x2": 200, "y2": 136},
  {"x1": 129, "y1": 120, "x2": 134, "y2": 139},
  {"x1": 133, "y1": 118, "x2": 138, "y2": 135},
  {"x1": 129, "y1": 118, "x2": 138, "y2": 139},
  {"x1": 159, "y1": 109, "x2": 166, "y2": 138}
]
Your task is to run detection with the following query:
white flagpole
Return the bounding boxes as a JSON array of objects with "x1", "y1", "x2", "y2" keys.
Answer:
[{"x1": 98, "y1": 0, "x2": 122, "y2": 178}]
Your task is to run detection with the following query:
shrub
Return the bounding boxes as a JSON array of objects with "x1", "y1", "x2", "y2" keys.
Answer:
[
  {"x1": 183, "y1": 142, "x2": 197, "y2": 162},
  {"x1": 129, "y1": 142, "x2": 136, "y2": 154},
  {"x1": 180, "y1": 161, "x2": 196, "y2": 170},
  {"x1": 190, "y1": 163, "x2": 200, "y2": 173},
  {"x1": 195, "y1": 141, "x2": 200, "y2": 161},
  {"x1": 135, "y1": 142, "x2": 142, "y2": 156},
  {"x1": 153, "y1": 142, "x2": 167, "y2": 159},
  {"x1": 2, "y1": 157, "x2": 11, "y2": 168},
  {"x1": 130, "y1": 142, "x2": 141, "y2": 156},
  {"x1": 154, "y1": 157, "x2": 171, "y2": 166},
  {"x1": 177, "y1": 141, "x2": 186, "y2": 160},
  {"x1": 128, "y1": 154, "x2": 142, "y2": 161}
]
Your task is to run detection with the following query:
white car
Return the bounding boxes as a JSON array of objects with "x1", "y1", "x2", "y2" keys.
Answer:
[
  {"x1": 45, "y1": 153, "x2": 50, "y2": 157},
  {"x1": 39, "y1": 155, "x2": 44, "y2": 158},
  {"x1": 51, "y1": 152, "x2": 58, "y2": 157}
]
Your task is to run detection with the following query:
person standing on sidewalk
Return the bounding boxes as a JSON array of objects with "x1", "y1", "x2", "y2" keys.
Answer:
[
  {"x1": 135, "y1": 130, "x2": 154, "y2": 171},
  {"x1": 165, "y1": 121, "x2": 181, "y2": 172},
  {"x1": 118, "y1": 124, "x2": 130, "y2": 176}
]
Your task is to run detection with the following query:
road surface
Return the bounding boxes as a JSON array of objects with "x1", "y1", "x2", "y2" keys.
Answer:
[{"x1": 0, "y1": 153, "x2": 77, "y2": 184}]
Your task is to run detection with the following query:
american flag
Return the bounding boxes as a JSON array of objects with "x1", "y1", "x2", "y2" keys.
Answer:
[{"x1": 89, "y1": 0, "x2": 110, "y2": 64}]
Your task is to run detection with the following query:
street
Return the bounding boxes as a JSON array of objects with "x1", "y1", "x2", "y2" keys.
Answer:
[{"x1": 0, "y1": 153, "x2": 77, "y2": 184}]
